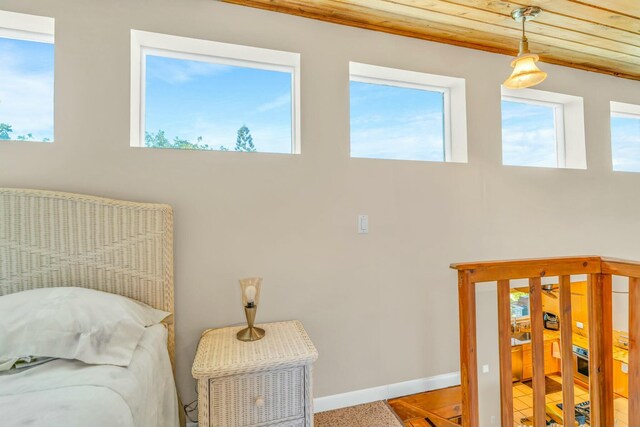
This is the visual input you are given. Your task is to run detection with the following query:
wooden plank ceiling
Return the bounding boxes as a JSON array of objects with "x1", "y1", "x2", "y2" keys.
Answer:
[{"x1": 221, "y1": 0, "x2": 640, "y2": 81}]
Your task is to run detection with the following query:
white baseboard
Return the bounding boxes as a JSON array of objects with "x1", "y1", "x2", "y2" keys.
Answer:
[{"x1": 313, "y1": 371, "x2": 460, "y2": 413}]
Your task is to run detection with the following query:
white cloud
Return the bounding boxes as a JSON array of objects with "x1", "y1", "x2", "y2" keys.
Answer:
[
  {"x1": 500, "y1": 100, "x2": 559, "y2": 167},
  {"x1": 351, "y1": 114, "x2": 445, "y2": 161},
  {"x1": 146, "y1": 57, "x2": 231, "y2": 85},
  {"x1": 502, "y1": 127, "x2": 557, "y2": 167},
  {"x1": 501, "y1": 101, "x2": 550, "y2": 122},
  {"x1": 257, "y1": 93, "x2": 290, "y2": 113},
  {"x1": 612, "y1": 125, "x2": 640, "y2": 172},
  {"x1": 349, "y1": 81, "x2": 446, "y2": 160}
]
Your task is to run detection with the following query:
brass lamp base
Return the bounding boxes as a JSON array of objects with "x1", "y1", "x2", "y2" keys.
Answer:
[{"x1": 236, "y1": 326, "x2": 265, "y2": 342}]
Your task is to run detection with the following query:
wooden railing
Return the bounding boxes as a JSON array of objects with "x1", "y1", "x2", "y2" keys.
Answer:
[{"x1": 451, "y1": 256, "x2": 640, "y2": 427}]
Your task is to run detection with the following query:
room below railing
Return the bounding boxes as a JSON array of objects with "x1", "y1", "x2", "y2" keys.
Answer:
[{"x1": 450, "y1": 256, "x2": 640, "y2": 427}]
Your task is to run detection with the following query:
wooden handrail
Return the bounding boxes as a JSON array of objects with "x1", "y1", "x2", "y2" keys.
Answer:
[
  {"x1": 450, "y1": 256, "x2": 601, "y2": 282},
  {"x1": 450, "y1": 255, "x2": 601, "y2": 270},
  {"x1": 602, "y1": 257, "x2": 640, "y2": 278},
  {"x1": 451, "y1": 256, "x2": 638, "y2": 427}
]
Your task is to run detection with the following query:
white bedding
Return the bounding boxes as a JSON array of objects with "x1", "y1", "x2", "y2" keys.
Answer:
[{"x1": 0, "y1": 324, "x2": 179, "y2": 427}]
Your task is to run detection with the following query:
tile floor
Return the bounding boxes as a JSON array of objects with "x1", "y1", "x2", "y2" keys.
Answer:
[{"x1": 512, "y1": 374, "x2": 628, "y2": 427}]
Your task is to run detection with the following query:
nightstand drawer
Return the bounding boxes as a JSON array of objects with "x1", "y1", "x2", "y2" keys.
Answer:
[{"x1": 209, "y1": 366, "x2": 305, "y2": 427}]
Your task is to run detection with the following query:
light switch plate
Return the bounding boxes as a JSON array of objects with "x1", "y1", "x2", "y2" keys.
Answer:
[
  {"x1": 482, "y1": 364, "x2": 489, "y2": 373},
  {"x1": 358, "y1": 215, "x2": 369, "y2": 234},
  {"x1": 576, "y1": 321, "x2": 584, "y2": 329}
]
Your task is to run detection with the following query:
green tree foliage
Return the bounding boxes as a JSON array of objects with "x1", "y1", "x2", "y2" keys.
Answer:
[
  {"x1": 0, "y1": 123, "x2": 50, "y2": 142},
  {"x1": 0, "y1": 121, "x2": 254, "y2": 149},
  {"x1": 235, "y1": 125, "x2": 256, "y2": 152},
  {"x1": 145, "y1": 130, "x2": 215, "y2": 150},
  {"x1": 0, "y1": 123, "x2": 13, "y2": 140},
  {"x1": 145, "y1": 125, "x2": 257, "y2": 152}
]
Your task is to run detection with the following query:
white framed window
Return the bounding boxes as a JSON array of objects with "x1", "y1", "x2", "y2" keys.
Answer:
[
  {"x1": 611, "y1": 101, "x2": 640, "y2": 173},
  {"x1": 349, "y1": 62, "x2": 467, "y2": 163},
  {"x1": 130, "y1": 30, "x2": 300, "y2": 153},
  {"x1": 0, "y1": 10, "x2": 54, "y2": 143},
  {"x1": 501, "y1": 87, "x2": 585, "y2": 169}
]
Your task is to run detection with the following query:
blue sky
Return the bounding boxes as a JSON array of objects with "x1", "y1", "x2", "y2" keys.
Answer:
[
  {"x1": 5, "y1": 41, "x2": 639, "y2": 169},
  {"x1": 145, "y1": 55, "x2": 292, "y2": 153},
  {"x1": 0, "y1": 37, "x2": 54, "y2": 141},
  {"x1": 501, "y1": 100, "x2": 557, "y2": 168},
  {"x1": 350, "y1": 81, "x2": 445, "y2": 161},
  {"x1": 611, "y1": 116, "x2": 640, "y2": 172}
]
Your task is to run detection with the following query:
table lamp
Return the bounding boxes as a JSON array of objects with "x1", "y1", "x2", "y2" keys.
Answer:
[{"x1": 236, "y1": 277, "x2": 265, "y2": 342}]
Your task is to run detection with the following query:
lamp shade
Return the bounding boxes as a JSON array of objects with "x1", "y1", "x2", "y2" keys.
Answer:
[
  {"x1": 503, "y1": 53, "x2": 547, "y2": 89},
  {"x1": 239, "y1": 277, "x2": 262, "y2": 306}
]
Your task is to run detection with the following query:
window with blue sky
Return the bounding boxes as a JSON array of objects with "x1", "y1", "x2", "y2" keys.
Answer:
[
  {"x1": 501, "y1": 99, "x2": 559, "y2": 168},
  {"x1": 350, "y1": 81, "x2": 445, "y2": 161},
  {"x1": 0, "y1": 37, "x2": 54, "y2": 142},
  {"x1": 144, "y1": 54, "x2": 293, "y2": 153},
  {"x1": 611, "y1": 113, "x2": 640, "y2": 173}
]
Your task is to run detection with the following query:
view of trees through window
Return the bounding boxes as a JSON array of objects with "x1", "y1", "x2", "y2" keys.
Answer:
[
  {"x1": 5, "y1": 29, "x2": 638, "y2": 172},
  {"x1": 0, "y1": 37, "x2": 54, "y2": 142},
  {"x1": 143, "y1": 54, "x2": 293, "y2": 153},
  {"x1": 0, "y1": 123, "x2": 50, "y2": 142},
  {"x1": 145, "y1": 124, "x2": 256, "y2": 152}
]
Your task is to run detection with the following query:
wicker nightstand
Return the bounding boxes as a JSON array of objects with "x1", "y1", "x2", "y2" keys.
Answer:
[{"x1": 192, "y1": 320, "x2": 318, "y2": 427}]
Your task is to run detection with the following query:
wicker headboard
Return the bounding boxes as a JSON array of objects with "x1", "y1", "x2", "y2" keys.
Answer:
[{"x1": 0, "y1": 188, "x2": 175, "y2": 367}]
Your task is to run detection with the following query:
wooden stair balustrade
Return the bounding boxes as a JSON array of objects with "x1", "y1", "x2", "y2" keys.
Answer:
[{"x1": 451, "y1": 256, "x2": 640, "y2": 427}]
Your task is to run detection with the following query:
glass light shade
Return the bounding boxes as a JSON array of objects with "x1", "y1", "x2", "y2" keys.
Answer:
[
  {"x1": 239, "y1": 277, "x2": 262, "y2": 306},
  {"x1": 503, "y1": 53, "x2": 547, "y2": 89}
]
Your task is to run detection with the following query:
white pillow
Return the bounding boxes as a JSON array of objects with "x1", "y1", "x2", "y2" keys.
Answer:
[{"x1": 0, "y1": 287, "x2": 170, "y2": 370}]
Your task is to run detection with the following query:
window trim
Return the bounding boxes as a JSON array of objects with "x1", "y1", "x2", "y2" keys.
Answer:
[
  {"x1": 501, "y1": 86, "x2": 586, "y2": 170},
  {"x1": 611, "y1": 101, "x2": 640, "y2": 120},
  {"x1": 0, "y1": 10, "x2": 54, "y2": 44},
  {"x1": 349, "y1": 62, "x2": 467, "y2": 163},
  {"x1": 130, "y1": 30, "x2": 301, "y2": 153}
]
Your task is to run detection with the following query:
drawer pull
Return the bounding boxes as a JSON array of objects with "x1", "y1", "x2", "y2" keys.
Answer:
[{"x1": 255, "y1": 396, "x2": 265, "y2": 408}]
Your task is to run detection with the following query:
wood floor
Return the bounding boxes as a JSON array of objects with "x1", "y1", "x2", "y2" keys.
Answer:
[
  {"x1": 388, "y1": 386, "x2": 462, "y2": 427},
  {"x1": 389, "y1": 376, "x2": 630, "y2": 426}
]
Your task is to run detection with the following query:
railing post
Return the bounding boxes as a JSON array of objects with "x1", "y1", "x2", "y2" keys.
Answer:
[
  {"x1": 629, "y1": 277, "x2": 640, "y2": 427},
  {"x1": 529, "y1": 277, "x2": 546, "y2": 427},
  {"x1": 588, "y1": 273, "x2": 614, "y2": 426},
  {"x1": 458, "y1": 270, "x2": 478, "y2": 426},
  {"x1": 497, "y1": 279, "x2": 513, "y2": 427},
  {"x1": 558, "y1": 275, "x2": 575, "y2": 427}
]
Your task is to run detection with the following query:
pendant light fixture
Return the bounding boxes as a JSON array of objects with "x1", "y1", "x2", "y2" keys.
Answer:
[{"x1": 503, "y1": 6, "x2": 547, "y2": 89}]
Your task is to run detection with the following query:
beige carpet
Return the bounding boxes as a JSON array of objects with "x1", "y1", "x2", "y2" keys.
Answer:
[{"x1": 315, "y1": 401, "x2": 404, "y2": 427}]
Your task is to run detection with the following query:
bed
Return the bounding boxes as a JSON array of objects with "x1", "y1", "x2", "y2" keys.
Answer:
[{"x1": 0, "y1": 188, "x2": 179, "y2": 427}]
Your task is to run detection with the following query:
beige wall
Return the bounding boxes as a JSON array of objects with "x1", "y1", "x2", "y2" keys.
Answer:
[{"x1": 2, "y1": 0, "x2": 640, "y2": 420}]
